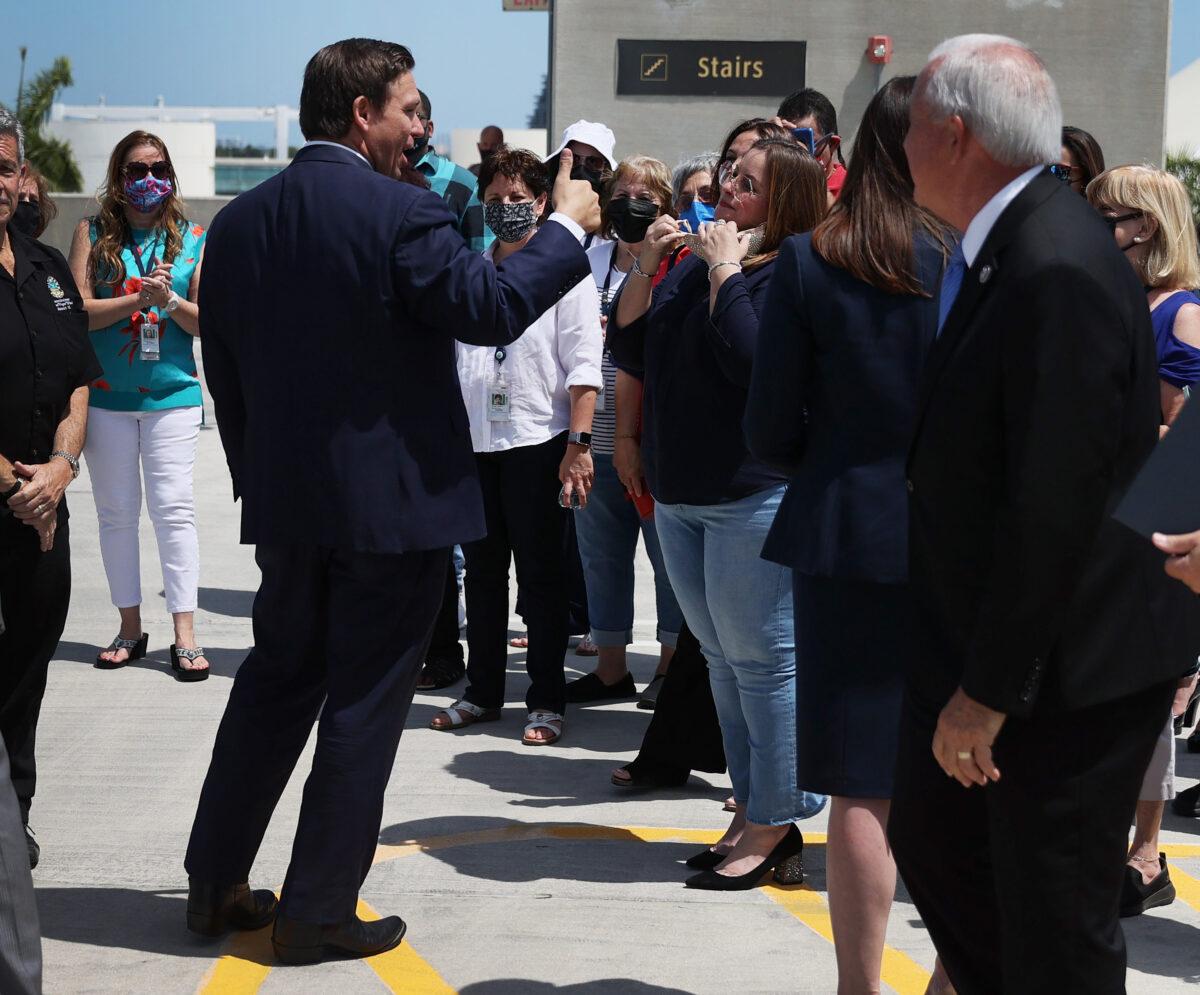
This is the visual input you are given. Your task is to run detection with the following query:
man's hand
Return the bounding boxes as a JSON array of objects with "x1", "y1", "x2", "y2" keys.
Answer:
[
  {"x1": 34, "y1": 511, "x2": 56, "y2": 552},
  {"x1": 559, "y1": 444, "x2": 594, "y2": 509},
  {"x1": 613, "y1": 436, "x2": 643, "y2": 497},
  {"x1": 932, "y1": 686, "x2": 1007, "y2": 788},
  {"x1": 7, "y1": 459, "x2": 72, "y2": 525},
  {"x1": 552, "y1": 149, "x2": 602, "y2": 234},
  {"x1": 1154, "y1": 530, "x2": 1200, "y2": 594}
]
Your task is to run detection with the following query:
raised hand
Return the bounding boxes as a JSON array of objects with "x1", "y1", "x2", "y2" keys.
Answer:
[{"x1": 552, "y1": 149, "x2": 602, "y2": 234}]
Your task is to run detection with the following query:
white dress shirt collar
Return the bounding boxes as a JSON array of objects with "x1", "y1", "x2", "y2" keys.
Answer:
[
  {"x1": 960, "y1": 166, "x2": 1043, "y2": 267},
  {"x1": 300, "y1": 140, "x2": 372, "y2": 167}
]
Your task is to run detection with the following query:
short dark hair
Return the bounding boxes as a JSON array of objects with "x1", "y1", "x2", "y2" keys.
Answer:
[
  {"x1": 1061, "y1": 125, "x2": 1105, "y2": 189},
  {"x1": 418, "y1": 90, "x2": 432, "y2": 120},
  {"x1": 777, "y1": 87, "x2": 839, "y2": 138},
  {"x1": 477, "y1": 145, "x2": 549, "y2": 200},
  {"x1": 299, "y1": 38, "x2": 415, "y2": 141}
]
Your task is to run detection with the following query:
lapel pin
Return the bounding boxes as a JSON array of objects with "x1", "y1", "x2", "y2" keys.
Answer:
[{"x1": 979, "y1": 264, "x2": 994, "y2": 284}]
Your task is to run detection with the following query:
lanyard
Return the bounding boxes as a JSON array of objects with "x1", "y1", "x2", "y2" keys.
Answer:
[
  {"x1": 130, "y1": 233, "x2": 161, "y2": 279},
  {"x1": 494, "y1": 346, "x2": 507, "y2": 376},
  {"x1": 599, "y1": 241, "x2": 622, "y2": 317}
]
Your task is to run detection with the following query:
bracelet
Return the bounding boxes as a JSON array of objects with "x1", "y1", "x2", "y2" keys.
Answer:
[
  {"x1": 49, "y1": 450, "x2": 80, "y2": 479},
  {"x1": 708, "y1": 260, "x2": 742, "y2": 277},
  {"x1": 631, "y1": 258, "x2": 654, "y2": 279}
]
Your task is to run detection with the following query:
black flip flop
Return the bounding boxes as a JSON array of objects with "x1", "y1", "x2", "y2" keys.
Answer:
[{"x1": 171, "y1": 644, "x2": 210, "y2": 682}]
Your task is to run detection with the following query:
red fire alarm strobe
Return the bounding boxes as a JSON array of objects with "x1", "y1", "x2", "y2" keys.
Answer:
[{"x1": 868, "y1": 35, "x2": 893, "y2": 64}]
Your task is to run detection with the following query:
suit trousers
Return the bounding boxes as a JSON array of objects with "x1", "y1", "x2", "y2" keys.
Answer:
[
  {"x1": 0, "y1": 736, "x2": 41, "y2": 995},
  {"x1": 184, "y1": 542, "x2": 447, "y2": 923},
  {"x1": 425, "y1": 559, "x2": 465, "y2": 664},
  {"x1": 888, "y1": 678, "x2": 1174, "y2": 994},
  {"x1": 463, "y1": 433, "x2": 571, "y2": 715},
  {"x1": 0, "y1": 514, "x2": 71, "y2": 822}
]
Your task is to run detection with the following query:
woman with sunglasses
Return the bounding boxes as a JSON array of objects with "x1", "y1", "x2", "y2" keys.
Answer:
[
  {"x1": 608, "y1": 134, "x2": 829, "y2": 890},
  {"x1": 67, "y1": 130, "x2": 210, "y2": 681},
  {"x1": 1086, "y1": 164, "x2": 1200, "y2": 918}
]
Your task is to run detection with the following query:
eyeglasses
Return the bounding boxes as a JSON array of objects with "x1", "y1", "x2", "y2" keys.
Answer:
[
  {"x1": 1101, "y1": 210, "x2": 1143, "y2": 229},
  {"x1": 124, "y1": 161, "x2": 171, "y2": 181},
  {"x1": 718, "y1": 161, "x2": 758, "y2": 200},
  {"x1": 1049, "y1": 163, "x2": 1073, "y2": 184}
]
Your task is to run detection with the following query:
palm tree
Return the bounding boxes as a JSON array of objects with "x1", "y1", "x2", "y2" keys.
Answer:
[
  {"x1": 1166, "y1": 151, "x2": 1200, "y2": 233},
  {"x1": 2, "y1": 55, "x2": 83, "y2": 192}
]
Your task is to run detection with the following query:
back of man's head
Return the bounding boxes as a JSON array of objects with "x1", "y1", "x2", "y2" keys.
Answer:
[
  {"x1": 777, "y1": 87, "x2": 838, "y2": 138},
  {"x1": 418, "y1": 90, "x2": 432, "y2": 120},
  {"x1": 919, "y1": 34, "x2": 1061, "y2": 169},
  {"x1": 299, "y1": 38, "x2": 414, "y2": 141}
]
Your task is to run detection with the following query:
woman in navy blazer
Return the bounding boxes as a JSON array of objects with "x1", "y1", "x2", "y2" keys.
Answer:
[{"x1": 744, "y1": 77, "x2": 953, "y2": 992}]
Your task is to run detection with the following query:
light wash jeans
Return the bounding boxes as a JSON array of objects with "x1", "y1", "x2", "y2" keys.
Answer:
[
  {"x1": 655, "y1": 484, "x2": 826, "y2": 825},
  {"x1": 575, "y1": 453, "x2": 683, "y2": 648}
]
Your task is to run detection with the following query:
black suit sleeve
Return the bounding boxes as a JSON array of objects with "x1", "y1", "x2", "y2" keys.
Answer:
[
  {"x1": 744, "y1": 239, "x2": 811, "y2": 471},
  {"x1": 197, "y1": 227, "x2": 246, "y2": 500},
  {"x1": 961, "y1": 262, "x2": 1135, "y2": 716}
]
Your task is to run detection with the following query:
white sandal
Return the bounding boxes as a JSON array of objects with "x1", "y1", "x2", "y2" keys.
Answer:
[
  {"x1": 429, "y1": 699, "x2": 500, "y2": 731},
  {"x1": 522, "y1": 710, "x2": 564, "y2": 746}
]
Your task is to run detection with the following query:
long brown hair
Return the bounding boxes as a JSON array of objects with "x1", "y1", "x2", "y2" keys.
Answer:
[
  {"x1": 811, "y1": 77, "x2": 953, "y2": 296},
  {"x1": 742, "y1": 137, "x2": 827, "y2": 272},
  {"x1": 88, "y1": 130, "x2": 188, "y2": 291}
]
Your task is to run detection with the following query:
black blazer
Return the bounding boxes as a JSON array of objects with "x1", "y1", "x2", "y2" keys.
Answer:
[
  {"x1": 745, "y1": 232, "x2": 944, "y2": 584},
  {"x1": 907, "y1": 170, "x2": 1200, "y2": 717},
  {"x1": 199, "y1": 143, "x2": 589, "y2": 555}
]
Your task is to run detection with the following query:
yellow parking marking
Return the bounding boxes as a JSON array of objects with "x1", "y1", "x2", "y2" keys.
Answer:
[
  {"x1": 196, "y1": 922, "x2": 273, "y2": 994},
  {"x1": 1160, "y1": 843, "x2": 1200, "y2": 858},
  {"x1": 1168, "y1": 863, "x2": 1200, "y2": 915},
  {"x1": 359, "y1": 899, "x2": 456, "y2": 993}
]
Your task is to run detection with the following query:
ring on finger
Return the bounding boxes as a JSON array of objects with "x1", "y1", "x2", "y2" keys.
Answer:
[{"x1": 955, "y1": 751, "x2": 973, "y2": 760}]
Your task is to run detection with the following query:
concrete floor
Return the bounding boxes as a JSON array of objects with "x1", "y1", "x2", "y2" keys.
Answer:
[{"x1": 28, "y1": 386, "x2": 1200, "y2": 994}]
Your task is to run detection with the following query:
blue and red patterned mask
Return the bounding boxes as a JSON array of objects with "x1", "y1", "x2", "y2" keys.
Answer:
[{"x1": 124, "y1": 175, "x2": 173, "y2": 213}]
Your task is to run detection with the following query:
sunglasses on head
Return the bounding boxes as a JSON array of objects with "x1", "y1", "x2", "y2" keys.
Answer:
[{"x1": 124, "y1": 160, "x2": 171, "y2": 181}]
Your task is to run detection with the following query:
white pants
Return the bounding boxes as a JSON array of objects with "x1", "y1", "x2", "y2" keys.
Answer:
[{"x1": 84, "y1": 406, "x2": 201, "y2": 614}]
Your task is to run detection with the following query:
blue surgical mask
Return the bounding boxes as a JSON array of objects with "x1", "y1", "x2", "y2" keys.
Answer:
[{"x1": 678, "y1": 198, "x2": 715, "y2": 232}]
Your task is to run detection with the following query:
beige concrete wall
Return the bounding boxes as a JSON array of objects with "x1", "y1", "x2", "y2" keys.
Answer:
[
  {"x1": 36, "y1": 194, "x2": 232, "y2": 260},
  {"x1": 551, "y1": 0, "x2": 1170, "y2": 172}
]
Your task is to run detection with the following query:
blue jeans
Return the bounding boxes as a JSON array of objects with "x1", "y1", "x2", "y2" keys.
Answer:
[
  {"x1": 575, "y1": 453, "x2": 683, "y2": 648},
  {"x1": 655, "y1": 485, "x2": 827, "y2": 825}
]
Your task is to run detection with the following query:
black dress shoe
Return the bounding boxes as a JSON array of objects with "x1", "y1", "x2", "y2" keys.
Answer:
[
  {"x1": 272, "y1": 912, "x2": 407, "y2": 965},
  {"x1": 187, "y1": 881, "x2": 279, "y2": 936},
  {"x1": 415, "y1": 655, "x2": 465, "y2": 692},
  {"x1": 1119, "y1": 855, "x2": 1176, "y2": 917},
  {"x1": 564, "y1": 671, "x2": 636, "y2": 703},
  {"x1": 24, "y1": 825, "x2": 38, "y2": 870},
  {"x1": 1174, "y1": 782, "x2": 1200, "y2": 818},
  {"x1": 685, "y1": 825, "x2": 804, "y2": 891}
]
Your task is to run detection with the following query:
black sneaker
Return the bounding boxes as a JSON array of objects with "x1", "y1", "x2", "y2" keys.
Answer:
[
  {"x1": 1119, "y1": 855, "x2": 1175, "y2": 917},
  {"x1": 25, "y1": 824, "x2": 38, "y2": 870},
  {"x1": 564, "y1": 671, "x2": 636, "y2": 703}
]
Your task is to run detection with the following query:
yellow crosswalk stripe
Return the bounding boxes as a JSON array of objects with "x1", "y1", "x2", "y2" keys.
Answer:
[
  {"x1": 195, "y1": 923, "x2": 273, "y2": 994},
  {"x1": 359, "y1": 899, "x2": 456, "y2": 993}
]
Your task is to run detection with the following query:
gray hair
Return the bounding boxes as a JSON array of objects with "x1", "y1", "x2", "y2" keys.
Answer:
[
  {"x1": 0, "y1": 108, "x2": 24, "y2": 164},
  {"x1": 921, "y1": 33, "x2": 1061, "y2": 169},
  {"x1": 672, "y1": 152, "x2": 719, "y2": 205}
]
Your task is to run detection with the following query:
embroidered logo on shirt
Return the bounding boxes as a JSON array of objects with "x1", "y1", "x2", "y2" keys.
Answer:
[{"x1": 46, "y1": 275, "x2": 64, "y2": 299}]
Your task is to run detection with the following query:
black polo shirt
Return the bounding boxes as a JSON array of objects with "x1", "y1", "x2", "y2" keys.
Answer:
[{"x1": 0, "y1": 228, "x2": 101, "y2": 473}]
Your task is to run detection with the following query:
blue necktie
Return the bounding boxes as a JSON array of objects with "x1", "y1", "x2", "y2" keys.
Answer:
[{"x1": 937, "y1": 244, "x2": 967, "y2": 336}]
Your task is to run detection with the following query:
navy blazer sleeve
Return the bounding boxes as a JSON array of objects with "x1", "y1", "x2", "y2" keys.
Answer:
[
  {"x1": 392, "y1": 197, "x2": 589, "y2": 347},
  {"x1": 605, "y1": 282, "x2": 649, "y2": 377},
  {"x1": 707, "y1": 268, "x2": 770, "y2": 388},
  {"x1": 744, "y1": 239, "x2": 811, "y2": 471}
]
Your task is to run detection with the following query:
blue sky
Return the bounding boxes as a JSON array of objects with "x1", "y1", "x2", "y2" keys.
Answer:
[{"x1": 2, "y1": 0, "x2": 1197, "y2": 148}]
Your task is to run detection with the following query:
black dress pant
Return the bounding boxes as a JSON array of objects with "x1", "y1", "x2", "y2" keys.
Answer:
[
  {"x1": 889, "y1": 678, "x2": 1174, "y2": 995},
  {"x1": 634, "y1": 623, "x2": 725, "y2": 773},
  {"x1": 425, "y1": 559, "x2": 464, "y2": 664},
  {"x1": 463, "y1": 433, "x2": 570, "y2": 715},
  {"x1": 0, "y1": 514, "x2": 71, "y2": 823},
  {"x1": 185, "y1": 542, "x2": 446, "y2": 924}
]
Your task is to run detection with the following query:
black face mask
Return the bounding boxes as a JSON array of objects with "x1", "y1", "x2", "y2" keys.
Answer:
[
  {"x1": 570, "y1": 161, "x2": 606, "y2": 193},
  {"x1": 607, "y1": 196, "x2": 659, "y2": 244},
  {"x1": 11, "y1": 200, "x2": 40, "y2": 238}
]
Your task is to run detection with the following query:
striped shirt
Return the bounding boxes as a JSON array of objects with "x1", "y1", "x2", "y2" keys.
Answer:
[
  {"x1": 415, "y1": 150, "x2": 494, "y2": 252},
  {"x1": 587, "y1": 239, "x2": 624, "y2": 454}
]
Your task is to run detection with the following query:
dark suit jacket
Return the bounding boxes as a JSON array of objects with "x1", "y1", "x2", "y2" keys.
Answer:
[
  {"x1": 745, "y1": 232, "x2": 944, "y2": 584},
  {"x1": 907, "y1": 170, "x2": 1200, "y2": 717},
  {"x1": 199, "y1": 143, "x2": 589, "y2": 554}
]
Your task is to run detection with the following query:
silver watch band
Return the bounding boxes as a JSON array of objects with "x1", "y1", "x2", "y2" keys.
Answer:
[{"x1": 49, "y1": 451, "x2": 80, "y2": 479}]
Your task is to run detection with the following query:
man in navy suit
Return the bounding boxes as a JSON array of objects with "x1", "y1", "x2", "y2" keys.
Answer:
[{"x1": 183, "y1": 38, "x2": 599, "y2": 964}]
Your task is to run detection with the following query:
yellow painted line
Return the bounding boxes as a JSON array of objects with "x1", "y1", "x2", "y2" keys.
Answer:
[
  {"x1": 763, "y1": 883, "x2": 931, "y2": 995},
  {"x1": 1160, "y1": 843, "x2": 1200, "y2": 858},
  {"x1": 358, "y1": 899, "x2": 455, "y2": 994},
  {"x1": 1169, "y1": 864, "x2": 1200, "y2": 915},
  {"x1": 195, "y1": 921, "x2": 274, "y2": 995}
]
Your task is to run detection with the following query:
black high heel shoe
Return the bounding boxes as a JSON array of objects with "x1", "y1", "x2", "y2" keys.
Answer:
[
  {"x1": 684, "y1": 847, "x2": 726, "y2": 870},
  {"x1": 685, "y1": 825, "x2": 803, "y2": 891}
]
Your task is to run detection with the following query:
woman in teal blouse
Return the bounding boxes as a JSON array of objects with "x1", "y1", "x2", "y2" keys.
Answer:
[{"x1": 68, "y1": 130, "x2": 209, "y2": 681}]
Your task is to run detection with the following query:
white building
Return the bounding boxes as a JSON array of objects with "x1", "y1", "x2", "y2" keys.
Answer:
[{"x1": 1167, "y1": 58, "x2": 1200, "y2": 157}]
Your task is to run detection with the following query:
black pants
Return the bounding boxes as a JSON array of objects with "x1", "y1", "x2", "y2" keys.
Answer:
[
  {"x1": 0, "y1": 514, "x2": 71, "y2": 823},
  {"x1": 888, "y1": 678, "x2": 1174, "y2": 995},
  {"x1": 463, "y1": 433, "x2": 570, "y2": 715},
  {"x1": 0, "y1": 737, "x2": 40, "y2": 995},
  {"x1": 185, "y1": 542, "x2": 446, "y2": 924},
  {"x1": 425, "y1": 559, "x2": 464, "y2": 664}
]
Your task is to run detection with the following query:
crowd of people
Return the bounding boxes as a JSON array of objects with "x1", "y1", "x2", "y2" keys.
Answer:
[{"x1": 1, "y1": 28, "x2": 1200, "y2": 994}]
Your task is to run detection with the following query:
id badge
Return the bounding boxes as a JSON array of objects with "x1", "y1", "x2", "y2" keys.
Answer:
[
  {"x1": 487, "y1": 379, "x2": 511, "y2": 422},
  {"x1": 139, "y1": 314, "x2": 161, "y2": 362},
  {"x1": 595, "y1": 385, "x2": 606, "y2": 413}
]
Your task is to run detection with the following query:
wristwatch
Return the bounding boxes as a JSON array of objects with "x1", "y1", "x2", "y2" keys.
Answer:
[
  {"x1": 0, "y1": 479, "x2": 21, "y2": 503},
  {"x1": 164, "y1": 292, "x2": 181, "y2": 314},
  {"x1": 567, "y1": 431, "x2": 592, "y2": 450},
  {"x1": 49, "y1": 451, "x2": 80, "y2": 479}
]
